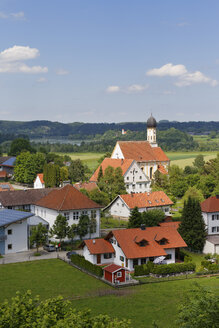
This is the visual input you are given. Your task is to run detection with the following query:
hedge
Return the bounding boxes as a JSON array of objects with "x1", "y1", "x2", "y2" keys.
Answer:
[
  {"x1": 71, "y1": 254, "x2": 103, "y2": 277},
  {"x1": 134, "y1": 262, "x2": 196, "y2": 276},
  {"x1": 201, "y1": 260, "x2": 219, "y2": 272}
]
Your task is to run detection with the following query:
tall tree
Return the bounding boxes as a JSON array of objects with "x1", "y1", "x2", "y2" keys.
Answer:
[
  {"x1": 67, "y1": 224, "x2": 77, "y2": 243},
  {"x1": 9, "y1": 138, "x2": 35, "y2": 156},
  {"x1": 97, "y1": 165, "x2": 103, "y2": 181},
  {"x1": 30, "y1": 223, "x2": 48, "y2": 253},
  {"x1": 77, "y1": 215, "x2": 90, "y2": 239},
  {"x1": 50, "y1": 214, "x2": 68, "y2": 243},
  {"x1": 178, "y1": 197, "x2": 207, "y2": 252},
  {"x1": 193, "y1": 154, "x2": 205, "y2": 170},
  {"x1": 142, "y1": 209, "x2": 165, "y2": 227},
  {"x1": 128, "y1": 207, "x2": 143, "y2": 228},
  {"x1": 68, "y1": 159, "x2": 85, "y2": 183}
]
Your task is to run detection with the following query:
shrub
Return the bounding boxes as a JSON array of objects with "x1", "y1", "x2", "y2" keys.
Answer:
[
  {"x1": 71, "y1": 254, "x2": 103, "y2": 277},
  {"x1": 151, "y1": 262, "x2": 196, "y2": 275},
  {"x1": 201, "y1": 260, "x2": 219, "y2": 272},
  {"x1": 184, "y1": 255, "x2": 192, "y2": 263},
  {"x1": 134, "y1": 261, "x2": 154, "y2": 276},
  {"x1": 204, "y1": 253, "x2": 212, "y2": 260}
]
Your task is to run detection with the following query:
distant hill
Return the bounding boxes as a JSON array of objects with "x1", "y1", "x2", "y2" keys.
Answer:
[{"x1": 0, "y1": 120, "x2": 218, "y2": 138}]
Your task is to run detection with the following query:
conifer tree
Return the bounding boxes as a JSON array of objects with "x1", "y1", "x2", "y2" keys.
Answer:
[
  {"x1": 178, "y1": 196, "x2": 207, "y2": 252},
  {"x1": 128, "y1": 207, "x2": 143, "y2": 228},
  {"x1": 97, "y1": 165, "x2": 103, "y2": 181}
]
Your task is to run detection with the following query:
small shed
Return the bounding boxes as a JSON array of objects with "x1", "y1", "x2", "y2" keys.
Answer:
[{"x1": 103, "y1": 263, "x2": 129, "y2": 284}]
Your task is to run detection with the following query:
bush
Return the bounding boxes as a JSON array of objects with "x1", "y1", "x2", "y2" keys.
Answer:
[
  {"x1": 184, "y1": 255, "x2": 192, "y2": 263},
  {"x1": 201, "y1": 260, "x2": 219, "y2": 272},
  {"x1": 204, "y1": 253, "x2": 212, "y2": 260},
  {"x1": 151, "y1": 262, "x2": 196, "y2": 275},
  {"x1": 134, "y1": 261, "x2": 154, "y2": 276},
  {"x1": 71, "y1": 254, "x2": 103, "y2": 277}
]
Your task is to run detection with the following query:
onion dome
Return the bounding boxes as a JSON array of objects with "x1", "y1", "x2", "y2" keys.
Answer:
[{"x1": 147, "y1": 115, "x2": 157, "y2": 128}]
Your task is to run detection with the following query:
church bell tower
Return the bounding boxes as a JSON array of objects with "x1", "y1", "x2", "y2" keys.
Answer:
[{"x1": 147, "y1": 114, "x2": 158, "y2": 147}]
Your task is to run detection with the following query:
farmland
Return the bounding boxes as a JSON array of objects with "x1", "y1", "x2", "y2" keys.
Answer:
[{"x1": 0, "y1": 259, "x2": 218, "y2": 328}]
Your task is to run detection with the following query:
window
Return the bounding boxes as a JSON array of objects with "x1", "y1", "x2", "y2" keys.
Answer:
[
  {"x1": 117, "y1": 202, "x2": 119, "y2": 206},
  {"x1": 133, "y1": 259, "x2": 138, "y2": 268},
  {"x1": 104, "y1": 253, "x2": 112, "y2": 259},
  {"x1": 7, "y1": 229, "x2": 12, "y2": 235},
  {"x1": 139, "y1": 176, "x2": 142, "y2": 180},
  {"x1": 91, "y1": 210, "x2": 96, "y2": 219},
  {"x1": 166, "y1": 254, "x2": 172, "y2": 260},
  {"x1": 44, "y1": 210, "x2": 46, "y2": 217},
  {"x1": 113, "y1": 239, "x2": 116, "y2": 244},
  {"x1": 139, "y1": 184, "x2": 142, "y2": 189},
  {"x1": 82, "y1": 210, "x2": 87, "y2": 215},
  {"x1": 217, "y1": 227, "x2": 219, "y2": 232},
  {"x1": 73, "y1": 211, "x2": 79, "y2": 220},
  {"x1": 126, "y1": 184, "x2": 129, "y2": 189},
  {"x1": 117, "y1": 243, "x2": 121, "y2": 248},
  {"x1": 126, "y1": 177, "x2": 129, "y2": 181},
  {"x1": 120, "y1": 256, "x2": 124, "y2": 262},
  {"x1": 41, "y1": 210, "x2": 43, "y2": 217},
  {"x1": 149, "y1": 257, "x2": 154, "y2": 262},
  {"x1": 150, "y1": 167, "x2": 153, "y2": 179},
  {"x1": 117, "y1": 271, "x2": 122, "y2": 277},
  {"x1": 217, "y1": 215, "x2": 219, "y2": 220},
  {"x1": 122, "y1": 203, "x2": 124, "y2": 207},
  {"x1": 212, "y1": 227, "x2": 217, "y2": 233},
  {"x1": 159, "y1": 238, "x2": 168, "y2": 245},
  {"x1": 8, "y1": 244, "x2": 12, "y2": 250},
  {"x1": 165, "y1": 208, "x2": 169, "y2": 212},
  {"x1": 212, "y1": 215, "x2": 215, "y2": 220},
  {"x1": 64, "y1": 212, "x2": 69, "y2": 220},
  {"x1": 139, "y1": 240, "x2": 148, "y2": 247},
  {"x1": 141, "y1": 258, "x2": 146, "y2": 265}
]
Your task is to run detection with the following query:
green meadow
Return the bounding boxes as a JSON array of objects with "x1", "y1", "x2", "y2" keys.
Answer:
[{"x1": 0, "y1": 259, "x2": 218, "y2": 328}]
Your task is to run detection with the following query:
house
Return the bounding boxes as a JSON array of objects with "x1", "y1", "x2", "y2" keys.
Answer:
[
  {"x1": 74, "y1": 181, "x2": 99, "y2": 192},
  {"x1": 0, "y1": 171, "x2": 7, "y2": 181},
  {"x1": 103, "y1": 264, "x2": 129, "y2": 284},
  {"x1": 34, "y1": 173, "x2": 45, "y2": 189},
  {"x1": 34, "y1": 184, "x2": 102, "y2": 240},
  {"x1": 0, "y1": 156, "x2": 16, "y2": 177},
  {"x1": 104, "y1": 191, "x2": 173, "y2": 219},
  {"x1": 90, "y1": 158, "x2": 150, "y2": 194},
  {"x1": 111, "y1": 115, "x2": 170, "y2": 181},
  {"x1": 81, "y1": 225, "x2": 187, "y2": 271},
  {"x1": 0, "y1": 183, "x2": 14, "y2": 192},
  {"x1": 0, "y1": 188, "x2": 54, "y2": 211},
  {"x1": 0, "y1": 209, "x2": 49, "y2": 255},
  {"x1": 201, "y1": 195, "x2": 219, "y2": 235},
  {"x1": 203, "y1": 235, "x2": 219, "y2": 255}
]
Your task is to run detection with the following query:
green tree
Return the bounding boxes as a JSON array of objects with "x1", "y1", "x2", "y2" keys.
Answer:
[
  {"x1": 30, "y1": 223, "x2": 48, "y2": 253},
  {"x1": 177, "y1": 284, "x2": 219, "y2": 328},
  {"x1": 178, "y1": 197, "x2": 207, "y2": 252},
  {"x1": 67, "y1": 224, "x2": 77, "y2": 243},
  {"x1": 0, "y1": 291, "x2": 131, "y2": 328},
  {"x1": 60, "y1": 166, "x2": 69, "y2": 182},
  {"x1": 77, "y1": 215, "x2": 90, "y2": 239},
  {"x1": 128, "y1": 207, "x2": 143, "y2": 228},
  {"x1": 193, "y1": 154, "x2": 205, "y2": 170},
  {"x1": 50, "y1": 214, "x2": 68, "y2": 243},
  {"x1": 97, "y1": 165, "x2": 103, "y2": 181},
  {"x1": 89, "y1": 188, "x2": 110, "y2": 206},
  {"x1": 98, "y1": 166, "x2": 126, "y2": 201},
  {"x1": 9, "y1": 138, "x2": 35, "y2": 156},
  {"x1": 142, "y1": 209, "x2": 165, "y2": 227},
  {"x1": 183, "y1": 186, "x2": 204, "y2": 203},
  {"x1": 68, "y1": 159, "x2": 85, "y2": 183}
]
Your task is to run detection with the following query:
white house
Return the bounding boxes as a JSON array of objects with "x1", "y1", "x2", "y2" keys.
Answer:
[
  {"x1": 0, "y1": 209, "x2": 48, "y2": 255},
  {"x1": 81, "y1": 224, "x2": 187, "y2": 271},
  {"x1": 104, "y1": 191, "x2": 173, "y2": 219},
  {"x1": 111, "y1": 115, "x2": 170, "y2": 181},
  {"x1": 34, "y1": 173, "x2": 45, "y2": 189},
  {"x1": 34, "y1": 184, "x2": 102, "y2": 240},
  {"x1": 90, "y1": 158, "x2": 150, "y2": 194}
]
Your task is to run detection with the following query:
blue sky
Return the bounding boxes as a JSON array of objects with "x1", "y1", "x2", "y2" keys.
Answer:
[{"x1": 0, "y1": 0, "x2": 219, "y2": 123}]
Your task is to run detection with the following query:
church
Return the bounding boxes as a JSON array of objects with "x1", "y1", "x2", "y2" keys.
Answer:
[{"x1": 111, "y1": 115, "x2": 170, "y2": 182}]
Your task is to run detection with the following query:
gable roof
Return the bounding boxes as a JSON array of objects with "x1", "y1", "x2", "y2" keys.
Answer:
[
  {"x1": 74, "y1": 181, "x2": 99, "y2": 192},
  {"x1": 0, "y1": 156, "x2": 13, "y2": 165},
  {"x1": 1, "y1": 157, "x2": 16, "y2": 167},
  {"x1": 0, "y1": 188, "x2": 54, "y2": 207},
  {"x1": 90, "y1": 158, "x2": 134, "y2": 182},
  {"x1": 104, "y1": 264, "x2": 127, "y2": 273},
  {"x1": 106, "y1": 226, "x2": 187, "y2": 259},
  {"x1": 35, "y1": 184, "x2": 102, "y2": 211},
  {"x1": 114, "y1": 141, "x2": 169, "y2": 162},
  {"x1": 0, "y1": 209, "x2": 33, "y2": 227},
  {"x1": 36, "y1": 173, "x2": 44, "y2": 184},
  {"x1": 201, "y1": 196, "x2": 219, "y2": 213},
  {"x1": 119, "y1": 191, "x2": 173, "y2": 209},
  {"x1": 157, "y1": 164, "x2": 168, "y2": 175},
  {"x1": 82, "y1": 238, "x2": 115, "y2": 255}
]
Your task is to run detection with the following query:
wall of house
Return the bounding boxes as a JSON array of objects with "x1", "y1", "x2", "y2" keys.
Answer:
[
  {"x1": 0, "y1": 227, "x2": 5, "y2": 255},
  {"x1": 202, "y1": 212, "x2": 219, "y2": 234},
  {"x1": 162, "y1": 248, "x2": 175, "y2": 264},
  {"x1": 83, "y1": 245, "x2": 113, "y2": 265},
  {"x1": 147, "y1": 127, "x2": 157, "y2": 146},
  {"x1": 34, "y1": 177, "x2": 44, "y2": 189},
  {"x1": 111, "y1": 235, "x2": 132, "y2": 270},
  {"x1": 203, "y1": 240, "x2": 216, "y2": 254},
  {"x1": 124, "y1": 161, "x2": 150, "y2": 194},
  {"x1": 111, "y1": 144, "x2": 124, "y2": 159},
  {"x1": 5, "y1": 220, "x2": 28, "y2": 254},
  {"x1": 104, "y1": 270, "x2": 113, "y2": 282}
]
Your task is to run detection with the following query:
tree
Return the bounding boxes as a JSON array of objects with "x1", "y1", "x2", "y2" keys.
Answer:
[
  {"x1": 178, "y1": 197, "x2": 207, "y2": 252},
  {"x1": 43, "y1": 163, "x2": 60, "y2": 187},
  {"x1": 98, "y1": 166, "x2": 126, "y2": 201},
  {"x1": 60, "y1": 166, "x2": 69, "y2": 183},
  {"x1": 50, "y1": 214, "x2": 68, "y2": 243},
  {"x1": 77, "y1": 215, "x2": 90, "y2": 239},
  {"x1": 68, "y1": 159, "x2": 85, "y2": 182},
  {"x1": 97, "y1": 165, "x2": 103, "y2": 181},
  {"x1": 89, "y1": 188, "x2": 110, "y2": 206},
  {"x1": 142, "y1": 209, "x2": 165, "y2": 227},
  {"x1": 9, "y1": 138, "x2": 35, "y2": 156},
  {"x1": 193, "y1": 154, "x2": 205, "y2": 170},
  {"x1": 67, "y1": 224, "x2": 77, "y2": 243},
  {"x1": 176, "y1": 284, "x2": 219, "y2": 328},
  {"x1": 128, "y1": 207, "x2": 143, "y2": 228},
  {"x1": 0, "y1": 291, "x2": 131, "y2": 328},
  {"x1": 183, "y1": 186, "x2": 204, "y2": 203},
  {"x1": 30, "y1": 223, "x2": 48, "y2": 253}
]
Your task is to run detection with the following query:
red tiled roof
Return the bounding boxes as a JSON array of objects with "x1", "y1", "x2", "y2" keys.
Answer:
[
  {"x1": 119, "y1": 191, "x2": 173, "y2": 209},
  {"x1": 36, "y1": 173, "x2": 44, "y2": 184},
  {"x1": 83, "y1": 238, "x2": 115, "y2": 255},
  {"x1": 115, "y1": 141, "x2": 169, "y2": 162},
  {"x1": 0, "y1": 183, "x2": 14, "y2": 192},
  {"x1": 159, "y1": 221, "x2": 181, "y2": 229},
  {"x1": 107, "y1": 226, "x2": 187, "y2": 259},
  {"x1": 0, "y1": 171, "x2": 7, "y2": 178},
  {"x1": 104, "y1": 264, "x2": 126, "y2": 273},
  {"x1": 90, "y1": 158, "x2": 134, "y2": 182},
  {"x1": 201, "y1": 196, "x2": 219, "y2": 213},
  {"x1": 157, "y1": 164, "x2": 168, "y2": 175},
  {"x1": 74, "y1": 181, "x2": 98, "y2": 192},
  {"x1": 35, "y1": 184, "x2": 102, "y2": 211}
]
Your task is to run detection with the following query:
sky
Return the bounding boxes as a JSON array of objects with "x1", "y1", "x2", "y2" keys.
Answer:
[{"x1": 1, "y1": 0, "x2": 219, "y2": 123}]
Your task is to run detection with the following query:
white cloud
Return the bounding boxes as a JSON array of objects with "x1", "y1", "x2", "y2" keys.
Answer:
[
  {"x1": 0, "y1": 12, "x2": 8, "y2": 19},
  {"x1": 126, "y1": 84, "x2": 149, "y2": 93},
  {"x1": 106, "y1": 85, "x2": 120, "y2": 93},
  {"x1": 147, "y1": 63, "x2": 217, "y2": 87},
  {"x1": 56, "y1": 68, "x2": 69, "y2": 75},
  {"x1": 0, "y1": 11, "x2": 25, "y2": 20},
  {"x1": 10, "y1": 12, "x2": 25, "y2": 19},
  {"x1": 0, "y1": 45, "x2": 48, "y2": 74},
  {"x1": 37, "y1": 77, "x2": 47, "y2": 83}
]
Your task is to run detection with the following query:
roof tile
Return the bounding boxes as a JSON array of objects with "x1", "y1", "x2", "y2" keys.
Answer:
[
  {"x1": 120, "y1": 191, "x2": 173, "y2": 209},
  {"x1": 201, "y1": 196, "x2": 219, "y2": 213}
]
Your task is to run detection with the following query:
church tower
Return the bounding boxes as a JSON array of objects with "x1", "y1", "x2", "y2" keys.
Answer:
[{"x1": 147, "y1": 114, "x2": 158, "y2": 147}]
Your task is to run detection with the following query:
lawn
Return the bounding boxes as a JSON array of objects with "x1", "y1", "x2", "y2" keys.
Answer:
[
  {"x1": 166, "y1": 151, "x2": 217, "y2": 168},
  {"x1": 101, "y1": 216, "x2": 128, "y2": 229},
  {"x1": 56, "y1": 152, "x2": 104, "y2": 171},
  {"x1": 0, "y1": 259, "x2": 219, "y2": 328}
]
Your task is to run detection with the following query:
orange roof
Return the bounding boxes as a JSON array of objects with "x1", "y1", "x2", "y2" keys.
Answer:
[
  {"x1": 74, "y1": 182, "x2": 98, "y2": 192},
  {"x1": 157, "y1": 164, "x2": 168, "y2": 175},
  {"x1": 35, "y1": 184, "x2": 102, "y2": 211},
  {"x1": 83, "y1": 238, "x2": 115, "y2": 255},
  {"x1": 104, "y1": 264, "x2": 127, "y2": 273},
  {"x1": 159, "y1": 221, "x2": 181, "y2": 229},
  {"x1": 107, "y1": 226, "x2": 187, "y2": 259},
  {"x1": 90, "y1": 158, "x2": 134, "y2": 182},
  {"x1": 201, "y1": 196, "x2": 219, "y2": 213},
  {"x1": 116, "y1": 141, "x2": 169, "y2": 162},
  {"x1": 119, "y1": 191, "x2": 173, "y2": 209},
  {"x1": 36, "y1": 173, "x2": 44, "y2": 184},
  {"x1": 0, "y1": 183, "x2": 14, "y2": 192}
]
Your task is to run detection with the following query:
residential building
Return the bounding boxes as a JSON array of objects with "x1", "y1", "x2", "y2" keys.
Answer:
[
  {"x1": 0, "y1": 156, "x2": 16, "y2": 177},
  {"x1": 0, "y1": 183, "x2": 14, "y2": 192},
  {"x1": 81, "y1": 225, "x2": 187, "y2": 271},
  {"x1": 90, "y1": 158, "x2": 150, "y2": 194},
  {"x1": 104, "y1": 191, "x2": 173, "y2": 219},
  {"x1": 0, "y1": 209, "x2": 48, "y2": 255},
  {"x1": 201, "y1": 195, "x2": 219, "y2": 235},
  {"x1": 34, "y1": 173, "x2": 45, "y2": 189}
]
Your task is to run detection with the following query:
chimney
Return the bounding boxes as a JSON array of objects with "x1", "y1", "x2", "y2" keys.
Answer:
[
  {"x1": 140, "y1": 224, "x2": 146, "y2": 231},
  {"x1": 93, "y1": 239, "x2": 96, "y2": 244}
]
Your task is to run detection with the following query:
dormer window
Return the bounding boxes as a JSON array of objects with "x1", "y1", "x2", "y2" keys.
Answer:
[
  {"x1": 148, "y1": 200, "x2": 152, "y2": 204},
  {"x1": 139, "y1": 240, "x2": 148, "y2": 247},
  {"x1": 158, "y1": 238, "x2": 168, "y2": 245}
]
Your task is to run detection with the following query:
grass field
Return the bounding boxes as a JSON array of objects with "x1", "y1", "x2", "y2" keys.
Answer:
[
  {"x1": 0, "y1": 259, "x2": 218, "y2": 328},
  {"x1": 56, "y1": 152, "x2": 104, "y2": 171},
  {"x1": 166, "y1": 151, "x2": 218, "y2": 168}
]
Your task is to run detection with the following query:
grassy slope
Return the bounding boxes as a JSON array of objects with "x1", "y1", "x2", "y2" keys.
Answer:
[
  {"x1": 0, "y1": 259, "x2": 218, "y2": 328},
  {"x1": 167, "y1": 151, "x2": 217, "y2": 168},
  {"x1": 56, "y1": 152, "x2": 104, "y2": 171}
]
